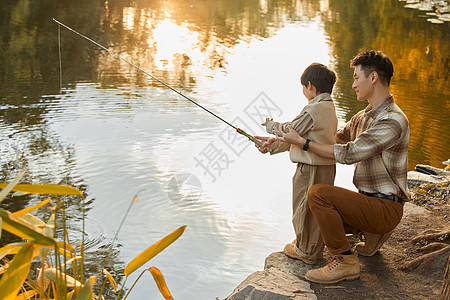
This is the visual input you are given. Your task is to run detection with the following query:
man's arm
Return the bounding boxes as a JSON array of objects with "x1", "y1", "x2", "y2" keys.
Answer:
[{"x1": 275, "y1": 125, "x2": 335, "y2": 159}]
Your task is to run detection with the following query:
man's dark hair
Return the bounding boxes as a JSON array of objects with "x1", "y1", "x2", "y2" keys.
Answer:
[
  {"x1": 300, "y1": 63, "x2": 337, "y2": 94},
  {"x1": 350, "y1": 50, "x2": 394, "y2": 86}
]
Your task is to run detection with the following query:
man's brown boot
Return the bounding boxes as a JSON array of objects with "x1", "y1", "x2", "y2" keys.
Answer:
[
  {"x1": 305, "y1": 252, "x2": 360, "y2": 284},
  {"x1": 355, "y1": 231, "x2": 393, "y2": 256},
  {"x1": 283, "y1": 243, "x2": 316, "y2": 265}
]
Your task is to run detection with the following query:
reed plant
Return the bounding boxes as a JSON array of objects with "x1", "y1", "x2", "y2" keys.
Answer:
[{"x1": 0, "y1": 170, "x2": 186, "y2": 299}]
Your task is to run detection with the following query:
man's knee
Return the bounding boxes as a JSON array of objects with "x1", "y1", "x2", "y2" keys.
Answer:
[{"x1": 308, "y1": 183, "x2": 332, "y2": 209}]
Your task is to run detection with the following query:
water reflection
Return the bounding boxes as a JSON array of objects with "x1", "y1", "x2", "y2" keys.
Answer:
[
  {"x1": 0, "y1": 0, "x2": 449, "y2": 299},
  {"x1": 326, "y1": 0, "x2": 449, "y2": 167}
]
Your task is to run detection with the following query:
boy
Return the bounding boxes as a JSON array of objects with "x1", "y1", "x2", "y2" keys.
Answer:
[{"x1": 256, "y1": 63, "x2": 338, "y2": 265}]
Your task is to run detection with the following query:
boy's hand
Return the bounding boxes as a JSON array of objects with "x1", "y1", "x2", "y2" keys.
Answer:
[
  {"x1": 261, "y1": 117, "x2": 273, "y2": 127},
  {"x1": 254, "y1": 136, "x2": 277, "y2": 154}
]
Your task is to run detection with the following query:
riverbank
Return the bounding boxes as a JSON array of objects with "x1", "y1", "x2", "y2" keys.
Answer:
[{"x1": 227, "y1": 164, "x2": 450, "y2": 300}]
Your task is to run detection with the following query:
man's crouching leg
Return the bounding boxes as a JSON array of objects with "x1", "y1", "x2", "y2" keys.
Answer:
[{"x1": 304, "y1": 184, "x2": 361, "y2": 284}]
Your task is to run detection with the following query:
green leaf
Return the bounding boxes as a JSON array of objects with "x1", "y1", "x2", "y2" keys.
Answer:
[
  {"x1": 148, "y1": 267, "x2": 173, "y2": 300},
  {"x1": 40, "y1": 213, "x2": 56, "y2": 261},
  {"x1": 77, "y1": 277, "x2": 95, "y2": 300},
  {"x1": 0, "y1": 208, "x2": 56, "y2": 247},
  {"x1": 0, "y1": 183, "x2": 83, "y2": 196},
  {"x1": 44, "y1": 268, "x2": 82, "y2": 288},
  {"x1": 20, "y1": 214, "x2": 46, "y2": 229},
  {"x1": 0, "y1": 242, "x2": 34, "y2": 299},
  {"x1": 0, "y1": 170, "x2": 26, "y2": 204},
  {"x1": 124, "y1": 225, "x2": 186, "y2": 276}
]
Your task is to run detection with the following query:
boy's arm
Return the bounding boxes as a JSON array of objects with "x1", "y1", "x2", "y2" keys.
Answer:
[
  {"x1": 263, "y1": 112, "x2": 314, "y2": 136},
  {"x1": 262, "y1": 118, "x2": 287, "y2": 136},
  {"x1": 289, "y1": 112, "x2": 314, "y2": 136}
]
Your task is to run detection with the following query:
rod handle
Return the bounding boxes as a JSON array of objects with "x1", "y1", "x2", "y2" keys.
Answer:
[
  {"x1": 236, "y1": 128, "x2": 263, "y2": 147},
  {"x1": 250, "y1": 136, "x2": 264, "y2": 147}
]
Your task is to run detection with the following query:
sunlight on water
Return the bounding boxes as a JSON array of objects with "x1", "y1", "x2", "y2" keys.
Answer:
[
  {"x1": 3, "y1": 0, "x2": 447, "y2": 298},
  {"x1": 39, "y1": 19, "x2": 355, "y2": 298},
  {"x1": 152, "y1": 19, "x2": 202, "y2": 70}
]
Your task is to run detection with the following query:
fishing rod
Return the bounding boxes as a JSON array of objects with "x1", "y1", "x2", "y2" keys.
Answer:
[{"x1": 52, "y1": 18, "x2": 263, "y2": 147}]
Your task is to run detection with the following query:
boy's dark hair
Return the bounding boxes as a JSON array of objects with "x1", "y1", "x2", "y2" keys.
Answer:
[
  {"x1": 300, "y1": 63, "x2": 336, "y2": 94},
  {"x1": 350, "y1": 50, "x2": 394, "y2": 86}
]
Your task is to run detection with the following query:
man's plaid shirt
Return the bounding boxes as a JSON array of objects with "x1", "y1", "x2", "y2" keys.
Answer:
[{"x1": 334, "y1": 95, "x2": 410, "y2": 200}]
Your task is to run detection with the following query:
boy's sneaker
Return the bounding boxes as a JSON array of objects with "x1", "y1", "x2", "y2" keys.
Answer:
[
  {"x1": 305, "y1": 252, "x2": 360, "y2": 284},
  {"x1": 355, "y1": 231, "x2": 393, "y2": 256},
  {"x1": 283, "y1": 243, "x2": 316, "y2": 265}
]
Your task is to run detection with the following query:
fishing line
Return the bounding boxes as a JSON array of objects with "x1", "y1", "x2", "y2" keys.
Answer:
[{"x1": 53, "y1": 18, "x2": 262, "y2": 147}]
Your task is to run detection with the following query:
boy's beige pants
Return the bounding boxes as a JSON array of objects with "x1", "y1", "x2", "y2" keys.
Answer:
[{"x1": 292, "y1": 163, "x2": 336, "y2": 260}]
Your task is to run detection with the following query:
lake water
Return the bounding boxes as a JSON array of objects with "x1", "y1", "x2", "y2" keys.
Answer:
[{"x1": 0, "y1": 0, "x2": 449, "y2": 299}]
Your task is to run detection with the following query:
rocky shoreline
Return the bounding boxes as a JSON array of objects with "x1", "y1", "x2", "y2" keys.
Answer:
[{"x1": 226, "y1": 164, "x2": 450, "y2": 300}]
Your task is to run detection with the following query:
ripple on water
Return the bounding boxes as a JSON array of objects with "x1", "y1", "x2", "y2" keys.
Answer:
[{"x1": 65, "y1": 216, "x2": 111, "y2": 253}]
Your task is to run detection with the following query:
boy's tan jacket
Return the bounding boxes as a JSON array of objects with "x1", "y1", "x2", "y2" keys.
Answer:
[{"x1": 268, "y1": 93, "x2": 337, "y2": 165}]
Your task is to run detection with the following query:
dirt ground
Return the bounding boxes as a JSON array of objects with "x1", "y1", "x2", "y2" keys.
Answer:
[{"x1": 311, "y1": 180, "x2": 450, "y2": 300}]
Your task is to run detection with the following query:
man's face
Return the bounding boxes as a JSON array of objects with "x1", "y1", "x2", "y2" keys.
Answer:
[{"x1": 352, "y1": 65, "x2": 374, "y2": 101}]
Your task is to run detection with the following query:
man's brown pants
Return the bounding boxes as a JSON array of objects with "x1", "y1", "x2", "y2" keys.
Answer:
[{"x1": 307, "y1": 184, "x2": 404, "y2": 255}]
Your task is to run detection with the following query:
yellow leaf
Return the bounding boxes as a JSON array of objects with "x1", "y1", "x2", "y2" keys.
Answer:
[
  {"x1": 0, "y1": 242, "x2": 34, "y2": 300},
  {"x1": 15, "y1": 290, "x2": 38, "y2": 299},
  {"x1": 13, "y1": 198, "x2": 51, "y2": 217},
  {"x1": 148, "y1": 267, "x2": 173, "y2": 300},
  {"x1": 0, "y1": 170, "x2": 26, "y2": 204},
  {"x1": 124, "y1": 225, "x2": 186, "y2": 276},
  {"x1": 0, "y1": 248, "x2": 14, "y2": 275},
  {"x1": 59, "y1": 256, "x2": 83, "y2": 269},
  {"x1": 0, "y1": 183, "x2": 83, "y2": 196},
  {"x1": 0, "y1": 248, "x2": 13, "y2": 260},
  {"x1": 56, "y1": 245, "x2": 76, "y2": 259},
  {"x1": 0, "y1": 208, "x2": 56, "y2": 247},
  {"x1": 0, "y1": 244, "x2": 29, "y2": 269},
  {"x1": 66, "y1": 291, "x2": 74, "y2": 300},
  {"x1": 44, "y1": 268, "x2": 82, "y2": 288},
  {"x1": 103, "y1": 269, "x2": 117, "y2": 292}
]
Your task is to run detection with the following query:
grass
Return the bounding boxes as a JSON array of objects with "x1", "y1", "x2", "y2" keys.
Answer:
[{"x1": 0, "y1": 170, "x2": 186, "y2": 299}]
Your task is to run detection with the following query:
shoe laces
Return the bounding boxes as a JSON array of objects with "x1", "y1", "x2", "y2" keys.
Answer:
[{"x1": 327, "y1": 255, "x2": 343, "y2": 270}]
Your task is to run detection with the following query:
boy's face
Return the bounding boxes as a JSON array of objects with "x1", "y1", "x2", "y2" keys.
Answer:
[{"x1": 352, "y1": 65, "x2": 374, "y2": 101}]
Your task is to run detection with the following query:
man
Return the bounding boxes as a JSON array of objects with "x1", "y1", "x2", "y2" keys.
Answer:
[{"x1": 275, "y1": 50, "x2": 410, "y2": 284}]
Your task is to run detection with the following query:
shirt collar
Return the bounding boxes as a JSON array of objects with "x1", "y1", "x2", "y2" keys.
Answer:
[
  {"x1": 364, "y1": 95, "x2": 394, "y2": 119},
  {"x1": 310, "y1": 93, "x2": 332, "y2": 105}
]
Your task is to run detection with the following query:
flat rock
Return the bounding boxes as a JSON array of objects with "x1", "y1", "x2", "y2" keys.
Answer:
[
  {"x1": 407, "y1": 171, "x2": 449, "y2": 185},
  {"x1": 227, "y1": 252, "x2": 317, "y2": 300},
  {"x1": 403, "y1": 201, "x2": 431, "y2": 216}
]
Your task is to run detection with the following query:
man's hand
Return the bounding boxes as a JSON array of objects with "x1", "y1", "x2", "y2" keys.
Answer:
[
  {"x1": 275, "y1": 125, "x2": 305, "y2": 146},
  {"x1": 254, "y1": 136, "x2": 277, "y2": 154}
]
